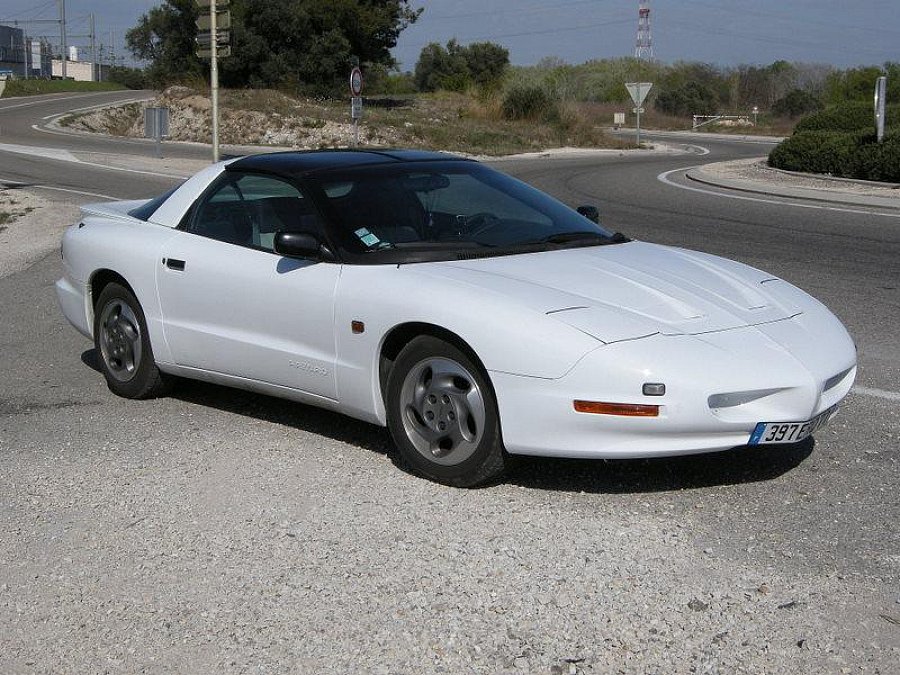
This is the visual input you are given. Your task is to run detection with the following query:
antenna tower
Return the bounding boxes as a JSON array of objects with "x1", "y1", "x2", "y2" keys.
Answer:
[{"x1": 635, "y1": 0, "x2": 653, "y2": 60}]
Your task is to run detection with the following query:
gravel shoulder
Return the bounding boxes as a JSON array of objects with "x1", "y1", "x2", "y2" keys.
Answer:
[
  {"x1": 0, "y1": 188, "x2": 79, "y2": 279},
  {"x1": 690, "y1": 158, "x2": 900, "y2": 209}
]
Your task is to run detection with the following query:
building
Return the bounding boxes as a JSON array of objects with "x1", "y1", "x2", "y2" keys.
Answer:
[
  {"x1": 0, "y1": 24, "x2": 26, "y2": 77},
  {"x1": 51, "y1": 58, "x2": 108, "y2": 82}
]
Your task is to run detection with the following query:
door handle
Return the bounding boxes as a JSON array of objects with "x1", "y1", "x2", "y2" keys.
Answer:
[{"x1": 163, "y1": 258, "x2": 186, "y2": 271}]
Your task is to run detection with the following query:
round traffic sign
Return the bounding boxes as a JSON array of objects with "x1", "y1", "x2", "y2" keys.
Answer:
[{"x1": 350, "y1": 67, "x2": 363, "y2": 96}]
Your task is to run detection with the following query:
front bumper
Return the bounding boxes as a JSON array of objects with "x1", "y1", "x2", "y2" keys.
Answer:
[{"x1": 493, "y1": 314, "x2": 856, "y2": 458}]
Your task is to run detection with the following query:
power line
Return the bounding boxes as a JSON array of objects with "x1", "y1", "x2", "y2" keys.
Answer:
[
  {"x1": 425, "y1": 0, "x2": 605, "y2": 22},
  {"x1": 403, "y1": 16, "x2": 634, "y2": 49}
]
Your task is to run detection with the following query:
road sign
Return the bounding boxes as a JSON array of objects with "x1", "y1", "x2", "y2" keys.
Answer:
[
  {"x1": 625, "y1": 82, "x2": 653, "y2": 106},
  {"x1": 351, "y1": 96, "x2": 363, "y2": 119},
  {"x1": 196, "y1": 30, "x2": 230, "y2": 47},
  {"x1": 196, "y1": 11, "x2": 231, "y2": 31},
  {"x1": 197, "y1": 46, "x2": 231, "y2": 59},
  {"x1": 350, "y1": 67, "x2": 363, "y2": 96},
  {"x1": 144, "y1": 107, "x2": 169, "y2": 139},
  {"x1": 625, "y1": 82, "x2": 652, "y2": 146},
  {"x1": 632, "y1": 107, "x2": 645, "y2": 114},
  {"x1": 613, "y1": 112, "x2": 625, "y2": 126},
  {"x1": 196, "y1": 0, "x2": 229, "y2": 7},
  {"x1": 875, "y1": 75, "x2": 887, "y2": 143}
]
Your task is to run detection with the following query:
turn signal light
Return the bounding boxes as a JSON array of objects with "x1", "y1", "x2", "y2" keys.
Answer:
[{"x1": 573, "y1": 400, "x2": 660, "y2": 417}]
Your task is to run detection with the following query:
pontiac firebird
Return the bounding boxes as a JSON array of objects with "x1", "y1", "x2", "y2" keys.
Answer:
[{"x1": 55, "y1": 150, "x2": 857, "y2": 486}]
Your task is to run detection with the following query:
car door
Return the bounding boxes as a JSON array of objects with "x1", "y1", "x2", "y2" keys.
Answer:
[{"x1": 156, "y1": 171, "x2": 340, "y2": 400}]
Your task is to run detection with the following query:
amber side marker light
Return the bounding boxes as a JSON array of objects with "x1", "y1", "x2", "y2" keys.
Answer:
[{"x1": 573, "y1": 400, "x2": 660, "y2": 417}]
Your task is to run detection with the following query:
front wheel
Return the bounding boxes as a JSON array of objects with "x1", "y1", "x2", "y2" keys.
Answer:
[
  {"x1": 386, "y1": 336, "x2": 506, "y2": 487},
  {"x1": 93, "y1": 282, "x2": 170, "y2": 399}
]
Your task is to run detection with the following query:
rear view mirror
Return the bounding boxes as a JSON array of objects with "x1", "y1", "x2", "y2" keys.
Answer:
[
  {"x1": 274, "y1": 231, "x2": 322, "y2": 259},
  {"x1": 577, "y1": 205, "x2": 600, "y2": 223}
]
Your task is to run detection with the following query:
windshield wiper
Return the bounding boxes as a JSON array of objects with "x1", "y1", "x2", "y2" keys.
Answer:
[{"x1": 521, "y1": 231, "x2": 631, "y2": 246}]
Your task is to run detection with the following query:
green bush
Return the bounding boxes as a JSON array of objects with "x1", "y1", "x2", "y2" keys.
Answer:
[
  {"x1": 849, "y1": 134, "x2": 900, "y2": 182},
  {"x1": 768, "y1": 131, "x2": 861, "y2": 175},
  {"x1": 501, "y1": 84, "x2": 554, "y2": 121},
  {"x1": 769, "y1": 131, "x2": 900, "y2": 182},
  {"x1": 794, "y1": 101, "x2": 900, "y2": 133}
]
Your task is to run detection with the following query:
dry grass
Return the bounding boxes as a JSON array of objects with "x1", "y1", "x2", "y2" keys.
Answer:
[{"x1": 63, "y1": 87, "x2": 636, "y2": 156}]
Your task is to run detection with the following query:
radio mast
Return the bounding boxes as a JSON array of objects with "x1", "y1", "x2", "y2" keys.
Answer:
[{"x1": 635, "y1": 1, "x2": 653, "y2": 60}]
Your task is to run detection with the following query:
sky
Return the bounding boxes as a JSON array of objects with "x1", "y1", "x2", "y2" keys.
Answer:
[{"x1": 1, "y1": 1, "x2": 897, "y2": 70}]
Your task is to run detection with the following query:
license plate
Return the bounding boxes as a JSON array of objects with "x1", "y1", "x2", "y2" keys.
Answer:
[{"x1": 748, "y1": 406, "x2": 839, "y2": 445}]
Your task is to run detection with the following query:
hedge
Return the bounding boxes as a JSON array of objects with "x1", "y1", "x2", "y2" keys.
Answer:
[
  {"x1": 769, "y1": 131, "x2": 900, "y2": 182},
  {"x1": 794, "y1": 101, "x2": 900, "y2": 133}
]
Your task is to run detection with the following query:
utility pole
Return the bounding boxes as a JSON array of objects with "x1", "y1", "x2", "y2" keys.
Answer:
[
  {"x1": 89, "y1": 13, "x2": 96, "y2": 82},
  {"x1": 59, "y1": 0, "x2": 67, "y2": 79}
]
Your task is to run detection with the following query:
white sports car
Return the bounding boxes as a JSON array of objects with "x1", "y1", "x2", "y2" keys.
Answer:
[{"x1": 56, "y1": 150, "x2": 857, "y2": 486}]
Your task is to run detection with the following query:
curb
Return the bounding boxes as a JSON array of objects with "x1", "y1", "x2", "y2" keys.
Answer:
[
  {"x1": 767, "y1": 164, "x2": 900, "y2": 190},
  {"x1": 687, "y1": 165, "x2": 900, "y2": 212}
]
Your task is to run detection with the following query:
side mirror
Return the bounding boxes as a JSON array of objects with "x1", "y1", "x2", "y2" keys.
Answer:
[
  {"x1": 274, "y1": 231, "x2": 323, "y2": 259},
  {"x1": 577, "y1": 205, "x2": 600, "y2": 224}
]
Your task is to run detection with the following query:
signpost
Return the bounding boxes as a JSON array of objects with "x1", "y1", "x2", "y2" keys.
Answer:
[
  {"x1": 196, "y1": 0, "x2": 232, "y2": 162},
  {"x1": 350, "y1": 66, "x2": 363, "y2": 146},
  {"x1": 875, "y1": 75, "x2": 887, "y2": 143},
  {"x1": 625, "y1": 82, "x2": 652, "y2": 146},
  {"x1": 144, "y1": 107, "x2": 170, "y2": 158}
]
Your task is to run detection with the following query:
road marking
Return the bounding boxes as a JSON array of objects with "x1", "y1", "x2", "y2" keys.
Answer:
[
  {"x1": 0, "y1": 142, "x2": 79, "y2": 162},
  {"x1": 0, "y1": 176, "x2": 120, "y2": 200},
  {"x1": 853, "y1": 386, "x2": 900, "y2": 402},
  {"x1": 1, "y1": 139, "x2": 190, "y2": 180},
  {"x1": 658, "y1": 166, "x2": 900, "y2": 220},
  {"x1": 0, "y1": 91, "x2": 149, "y2": 112}
]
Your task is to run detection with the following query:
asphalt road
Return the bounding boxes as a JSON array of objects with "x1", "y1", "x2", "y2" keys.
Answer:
[{"x1": 1, "y1": 93, "x2": 898, "y2": 673}]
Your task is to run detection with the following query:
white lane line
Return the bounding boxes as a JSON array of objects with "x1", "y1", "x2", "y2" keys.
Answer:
[
  {"x1": 1, "y1": 140, "x2": 190, "y2": 180},
  {"x1": 0, "y1": 176, "x2": 120, "y2": 200},
  {"x1": 658, "y1": 167, "x2": 900, "y2": 220},
  {"x1": 0, "y1": 91, "x2": 148, "y2": 112},
  {"x1": 853, "y1": 386, "x2": 900, "y2": 402}
]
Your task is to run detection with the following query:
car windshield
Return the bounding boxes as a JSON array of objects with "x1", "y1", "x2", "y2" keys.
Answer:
[{"x1": 306, "y1": 162, "x2": 620, "y2": 259}]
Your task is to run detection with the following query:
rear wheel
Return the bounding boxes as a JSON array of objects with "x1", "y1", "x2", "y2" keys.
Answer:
[
  {"x1": 93, "y1": 282, "x2": 170, "y2": 399},
  {"x1": 386, "y1": 336, "x2": 506, "y2": 487}
]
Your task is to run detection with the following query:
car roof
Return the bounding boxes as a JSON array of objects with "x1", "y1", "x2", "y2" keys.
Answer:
[{"x1": 226, "y1": 149, "x2": 472, "y2": 177}]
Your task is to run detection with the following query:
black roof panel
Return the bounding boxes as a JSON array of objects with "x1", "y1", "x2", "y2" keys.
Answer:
[{"x1": 227, "y1": 149, "x2": 469, "y2": 177}]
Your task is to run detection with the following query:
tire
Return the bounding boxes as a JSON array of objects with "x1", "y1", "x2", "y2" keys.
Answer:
[
  {"x1": 93, "y1": 282, "x2": 170, "y2": 399},
  {"x1": 386, "y1": 335, "x2": 507, "y2": 487}
]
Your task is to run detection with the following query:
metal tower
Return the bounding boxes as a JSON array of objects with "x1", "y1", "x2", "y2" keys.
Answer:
[{"x1": 635, "y1": 0, "x2": 653, "y2": 60}]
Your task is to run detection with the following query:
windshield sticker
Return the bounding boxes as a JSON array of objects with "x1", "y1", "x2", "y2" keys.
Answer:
[{"x1": 354, "y1": 227, "x2": 381, "y2": 247}]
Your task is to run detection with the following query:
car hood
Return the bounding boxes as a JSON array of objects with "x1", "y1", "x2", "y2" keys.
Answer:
[{"x1": 412, "y1": 242, "x2": 803, "y2": 344}]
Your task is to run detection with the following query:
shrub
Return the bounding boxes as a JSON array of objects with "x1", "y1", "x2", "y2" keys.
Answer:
[
  {"x1": 655, "y1": 81, "x2": 719, "y2": 117},
  {"x1": 501, "y1": 84, "x2": 554, "y2": 121},
  {"x1": 794, "y1": 101, "x2": 900, "y2": 133},
  {"x1": 768, "y1": 131, "x2": 861, "y2": 175},
  {"x1": 849, "y1": 134, "x2": 900, "y2": 182}
]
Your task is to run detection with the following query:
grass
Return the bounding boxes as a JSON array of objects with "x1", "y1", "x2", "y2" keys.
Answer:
[{"x1": 1, "y1": 79, "x2": 124, "y2": 98}]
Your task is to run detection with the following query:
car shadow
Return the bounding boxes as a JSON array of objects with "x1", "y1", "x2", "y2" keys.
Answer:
[
  {"x1": 80, "y1": 348, "x2": 814, "y2": 492},
  {"x1": 505, "y1": 439, "x2": 814, "y2": 494}
]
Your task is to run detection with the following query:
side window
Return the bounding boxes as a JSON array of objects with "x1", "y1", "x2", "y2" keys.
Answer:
[{"x1": 189, "y1": 173, "x2": 320, "y2": 252}]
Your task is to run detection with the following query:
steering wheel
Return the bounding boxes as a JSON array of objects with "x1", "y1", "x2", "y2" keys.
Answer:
[{"x1": 461, "y1": 212, "x2": 501, "y2": 236}]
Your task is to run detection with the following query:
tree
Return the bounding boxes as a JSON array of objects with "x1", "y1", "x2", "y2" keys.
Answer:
[
  {"x1": 126, "y1": 0, "x2": 203, "y2": 86},
  {"x1": 772, "y1": 89, "x2": 823, "y2": 118},
  {"x1": 127, "y1": 0, "x2": 421, "y2": 92},
  {"x1": 414, "y1": 39, "x2": 508, "y2": 93},
  {"x1": 462, "y1": 42, "x2": 509, "y2": 89},
  {"x1": 655, "y1": 81, "x2": 719, "y2": 117}
]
